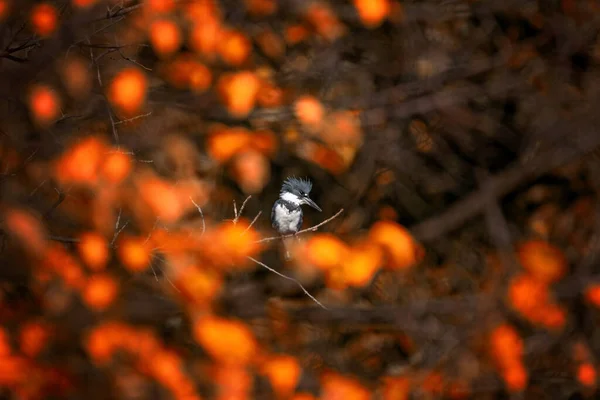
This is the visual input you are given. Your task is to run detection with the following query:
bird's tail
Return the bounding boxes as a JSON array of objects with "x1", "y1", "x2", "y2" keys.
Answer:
[{"x1": 281, "y1": 235, "x2": 298, "y2": 260}]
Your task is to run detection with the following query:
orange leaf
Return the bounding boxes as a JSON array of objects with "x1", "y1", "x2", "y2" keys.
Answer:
[
  {"x1": 502, "y1": 362, "x2": 528, "y2": 392},
  {"x1": 207, "y1": 126, "x2": 251, "y2": 163},
  {"x1": 149, "y1": 19, "x2": 181, "y2": 58},
  {"x1": 490, "y1": 323, "x2": 523, "y2": 368},
  {"x1": 101, "y1": 150, "x2": 132, "y2": 185},
  {"x1": 193, "y1": 316, "x2": 257, "y2": 365},
  {"x1": 60, "y1": 56, "x2": 92, "y2": 99},
  {"x1": 19, "y1": 321, "x2": 51, "y2": 358},
  {"x1": 305, "y1": 234, "x2": 350, "y2": 271},
  {"x1": 30, "y1": 3, "x2": 57, "y2": 37},
  {"x1": 321, "y1": 372, "x2": 370, "y2": 400},
  {"x1": 82, "y1": 274, "x2": 119, "y2": 311},
  {"x1": 260, "y1": 355, "x2": 301, "y2": 397},
  {"x1": 341, "y1": 243, "x2": 382, "y2": 287},
  {"x1": 77, "y1": 232, "x2": 109, "y2": 271},
  {"x1": 578, "y1": 363, "x2": 596, "y2": 387},
  {"x1": 218, "y1": 29, "x2": 251, "y2": 66},
  {"x1": 29, "y1": 85, "x2": 60, "y2": 126},
  {"x1": 517, "y1": 240, "x2": 567, "y2": 284},
  {"x1": 117, "y1": 235, "x2": 150, "y2": 272},
  {"x1": 145, "y1": 0, "x2": 175, "y2": 14},
  {"x1": 73, "y1": 0, "x2": 97, "y2": 8},
  {"x1": 203, "y1": 220, "x2": 263, "y2": 268},
  {"x1": 137, "y1": 174, "x2": 185, "y2": 223},
  {"x1": 217, "y1": 71, "x2": 260, "y2": 118},
  {"x1": 108, "y1": 68, "x2": 148, "y2": 116},
  {"x1": 369, "y1": 221, "x2": 423, "y2": 270},
  {"x1": 4, "y1": 208, "x2": 47, "y2": 255},
  {"x1": 173, "y1": 264, "x2": 222, "y2": 306},
  {"x1": 585, "y1": 284, "x2": 600, "y2": 307},
  {"x1": 354, "y1": 0, "x2": 390, "y2": 28},
  {"x1": 55, "y1": 136, "x2": 107, "y2": 186},
  {"x1": 230, "y1": 150, "x2": 271, "y2": 194},
  {"x1": 245, "y1": 0, "x2": 277, "y2": 16},
  {"x1": 382, "y1": 376, "x2": 410, "y2": 400},
  {"x1": 295, "y1": 95, "x2": 325, "y2": 131}
]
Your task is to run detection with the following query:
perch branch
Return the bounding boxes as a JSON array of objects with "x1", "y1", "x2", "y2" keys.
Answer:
[
  {"x1": 257, "y1": 208, "x2": 344, "y2": 243},
  {"x1": 247, "y1": 256, "x2": 327, "y2": 309}
]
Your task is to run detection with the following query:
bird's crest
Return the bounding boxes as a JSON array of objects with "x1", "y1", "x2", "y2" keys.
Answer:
[{"x1": 281, "y1": 176, "x2": 313, "y2": 195}]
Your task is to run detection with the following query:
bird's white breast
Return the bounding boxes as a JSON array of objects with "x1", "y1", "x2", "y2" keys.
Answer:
[{"x1": 274, "y1": 203, "x2": 302, "y2": 232}]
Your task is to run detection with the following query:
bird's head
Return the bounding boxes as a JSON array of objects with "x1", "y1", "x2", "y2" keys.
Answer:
[{"x1": 280, "y1": 177, "x2": 322, "y2": 211}]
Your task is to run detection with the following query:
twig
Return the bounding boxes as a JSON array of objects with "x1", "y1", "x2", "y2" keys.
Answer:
[
  {"x1": 49, "y1": 235, "x2": 80, "y2": 243},
  {"x1": 247, "y1": 256, "x2": 327, "y2": 309},
  {"x1": 114, "y1": 112, "x2": 152, "y2": 125},
  {"x1": 43, "y1": 188, "x2": 65, "y2": 220},
  {"x1": 233, "y1": 196, "x2": 252, "y2": 223},
  {"x1": 242, "y1": 211, "x2": 262, "y2": 235},
  {"x1": 189, "y1": 197, "x2": 206, "y2": 236},
  {"x1": 257, "y1": 208, "x2": 344, "y2": 243}
]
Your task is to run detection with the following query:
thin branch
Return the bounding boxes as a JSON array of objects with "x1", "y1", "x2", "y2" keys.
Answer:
[
  {"x1": 189, "y1": 197, "x2": 206, "y2": 236},
  {"x1": 234, "y1": 196, "x2": 252, "y2": 223},
  {"x1": 242, "y1": 211, "x2": 262, "y2": 235},
  {"x1": 114, "y1": 112, "x2": 152, "y2": 125},
  {"x1": 49, "y1": 235, "x2": 81, "y2": 243},
  {"x1": 247, "y1": 256, "x2": 327, "y2": 309},
  {"x1": 257, "y1": 208, "x2": 344, "y2": 243}
]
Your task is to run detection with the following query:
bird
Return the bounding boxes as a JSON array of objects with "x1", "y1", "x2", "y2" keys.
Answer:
[{"x1": 271, "y1": 177, "x2": 322, "y2": 259}]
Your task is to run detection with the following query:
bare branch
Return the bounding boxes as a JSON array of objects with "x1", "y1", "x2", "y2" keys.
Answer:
[
  {"x1": 247, "y1": 256, "x2": 327, "y2": 309},
  {"x1": 114, "y1": 112, "x2": 152, "y2": 125},
  {"x1": 257, "y1": 208, "x2": 344, "y2": 243},
  {"x1": 242, "y1": 211, "x2": 262, "y2": 235},
  {"x1": 189, "y1": 197, "x2": 206, "y2": 236}
]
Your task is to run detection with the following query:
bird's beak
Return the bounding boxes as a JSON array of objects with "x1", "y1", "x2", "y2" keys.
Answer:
[{"x1": 304, "y1": 197, "x2": 322, "y2": 212}]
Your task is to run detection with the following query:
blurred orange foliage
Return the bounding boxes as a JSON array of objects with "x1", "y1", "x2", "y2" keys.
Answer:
[
  {"x1": 77, "y1": 232, "x2": 109, "y2": 271},
  {"x1": 217, "y1": 71, "x2": 260, "y2": 118},
  {"x1": 260, "y1": 354, "x2": 301, "y2": 398},
  {"x1": 4, "y1": 208, "x2": 48, "y2": 255},
  {"x1": 321, "y1": 372, "x2": 370, "y2": 400},
  {"x1": 194, "y1": 316, "x2": 258, "y2": 365},
  {"x1": 305, "y1": 234, "x2": 350, "y2": 271},
  {"x1": 382, "y1": 376, "x2": 410, "y2": 400},
  {"x1": 117, "y1": 235, "x2": 151, "y2": 272},
  {"x1": 231, "y1": 149, "x2": 271, "y2": 194},
  {"x1": 72, "y1": 0, "x2": 97, "y2": 8},
  {"x1": 101, "y1": 150, "x2": 132, "y2": 185},
  {"x1": 149, "y1": 19, "x2": 181, "y2": 58},
  {"x1": 60, "y1": 56, "x2": 92, "y2": 99},
  {"x1": 305, "y1": 2, "x2": 346, "y2": 42},
  {"x1": 173, "y1": 263, "x2": 223, "y2": 307},
  {"x1": 245, "y1": 0, "x2": 277, "y2": 16},
  {"x1": 201, "y1": 220, "x2": 263, "y2": 268},
  {"x1": 354, "y1": 0, "x2": 390, "y2": 28},
  {"x1": 578, "y1": 363, "x2": 596, "y2": 387},
  {"x1": 218, "y1": 29, "x2": 251, "y2": 66},
  {"x1": 162, "y1": 54, "x2": 212, "y2": 92},
  {"x1": 82, "y1": 274, "x2": 119, "y2": 311},
  {"x1": 29, "y1": 84, "x2": 60, "y2": 126},
  {"x1": 55, "y1": 136, "x2": 108, "y2": 186},
  {"x1": 490, "y1": 324, "x2": 528, "y2": 392},
  {"x1": 145, "y1": 0, "x2": 175, "y2": 14},
  {"x1": 369, "y1": 221, "x2": 423, "y2": 270},
  {"x1": 517, "y1": 240, "x2": 567, "y2": 284},
  {"x1": 108, "y1": 68, "x2": 148, "y2": 116},
  {"x1": 19, "y1": 321, "x2": 51, "y2": 358},
  {"x1": 0, "y1": 0, "x2": 9, "y2": 21},
  {"x1": 207, "y1": 125, "x2": 251, "y2": 163},
  {"x1": 30, "y1": 3, "x2": 58, "y2": 37},
  {"x1": 295, "y1": 95, "x2": 325, "y2": 131}
]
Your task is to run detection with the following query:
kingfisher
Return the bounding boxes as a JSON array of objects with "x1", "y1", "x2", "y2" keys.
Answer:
[{"x1": 272, "y1": 177, "x2": 321, "y2": 257}]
